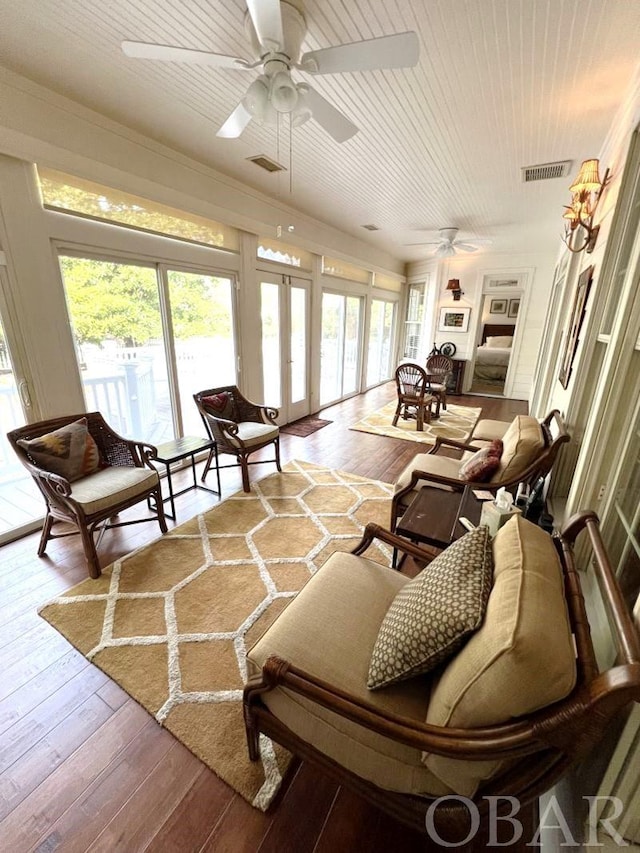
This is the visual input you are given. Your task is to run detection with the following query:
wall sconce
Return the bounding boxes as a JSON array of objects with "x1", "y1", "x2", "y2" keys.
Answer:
[
  {"x1": 446, "y1": 278, "x2": 464, "y2": 301},
  {"x1": 562, "y1": 159, "x2": 610, "y2": 254}
]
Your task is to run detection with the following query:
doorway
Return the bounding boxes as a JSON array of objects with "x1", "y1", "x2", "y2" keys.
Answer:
[{"x1": 469, "y1": 294, "x2": 520, "y2": 396}]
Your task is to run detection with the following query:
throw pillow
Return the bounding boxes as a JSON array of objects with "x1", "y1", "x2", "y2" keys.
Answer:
[
  {"x1": 17, "y1": 417, "x2": 103, "y2": 483},
  {"x1": 459, "y1": 439, "x2": 503, "y2": 481},
  {"x1": 367, "y1": 525, "x2": 493, "y2": 690},
  {"x1": 201, "y1": 391, "x2": 235, "y2": 421}
]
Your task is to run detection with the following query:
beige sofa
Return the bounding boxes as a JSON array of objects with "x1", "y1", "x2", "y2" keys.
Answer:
[
  {"x1": 391, "y1": 409, "x2": 568, "y2": 532},
  {"x1": 243, "y1": 513, "x2": 640, "y2": 839}
]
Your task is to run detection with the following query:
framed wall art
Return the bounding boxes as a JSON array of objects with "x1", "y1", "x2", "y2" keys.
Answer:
[
  {"x1": 508, "y1": 298, "x2": 520, "y2": 318},
  {"x1": 490, "y1": 298, "x2": 507, "y2": 314},
  {"x1": 559, "y1": 265, "x2": 594, "y2": 389},
  {"x1": 438, "y1": 307, "x2": 470, "y2": 333}
]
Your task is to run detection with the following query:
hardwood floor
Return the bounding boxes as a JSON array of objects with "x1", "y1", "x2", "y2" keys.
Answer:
[{"x1": 0, "y1": 383, "x2": 527, "y2": 852}]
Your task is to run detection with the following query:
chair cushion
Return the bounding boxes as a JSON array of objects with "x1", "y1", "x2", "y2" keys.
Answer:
[
  {"x1": 247, "y1": 551, "x2": 451, "y2": 797},
  {"x1": 201, "y1": 391, "x2": 236, "y2": 421},
  {"x1": 368, "y1": 526, "x2": 493, "y2": 689},
  {"x1": 69, "y1": 466, "x2": 159, "y2": 515},
  {"x1": 458, "y1": 440, "x2": 503, "y2": 481},
  {"x1": 423, "y1": 515, "x2": 577, "y2": 796},
  {"x1": 17, "y1": 417, "x2": 103, "y2": 483},
  {"x1": 226, "y1": 422, "x2": 279, "y2": 449},
  {"x1": 491, "y1": 415, "x2": 544, "y2": 482},
  {"x1": 471, "y1": 418, "x2": 511, "y2": 442}
]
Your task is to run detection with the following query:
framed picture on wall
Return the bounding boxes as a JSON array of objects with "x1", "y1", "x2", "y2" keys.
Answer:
[
  {"x1": 438, "y1": 307, "x2": 470, "y2": 333},
  {"x1": 508, "y1": 298, "x2": 520, "y2": 318},
  {"x1": 490, "y1": 298, "x2": 507, "y2": 314},
  {"x1": 559, "y1": 265, "x2": 594, "y2": 389}
]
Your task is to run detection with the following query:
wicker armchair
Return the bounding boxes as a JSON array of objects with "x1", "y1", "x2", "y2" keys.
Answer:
[
  {"x1": 392, "y1": 364, "x2": 433, "y2": 431},
  {"x1": 425, "y1": 354, "x2": 453, "y2": 414},
  {"x1": 7, "y1": 412, "x2": 167, "y2": 579},
  {"x1": 194, "y1": 385, "x2": 281, "y2": 493}
]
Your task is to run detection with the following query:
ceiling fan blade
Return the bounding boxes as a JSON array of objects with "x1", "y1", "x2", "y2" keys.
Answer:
[
  {"x1": 404, "y1": 241, "x2": 441, "y2": 247},
  {"x1": 216, "y1": 102, "x2": 253, "y2": 138},
  {"x1": 246, "y1": 0, "x2": 284, "y2": 51},
  {"x1": 300, "y1": 31, "x2": 419, "y2": 75},
  {"x1": 303, "y1": 86, "x2": 358, "y2": 143},
  {"x1": 454, "y1": 243, "x2": 480, "y2": 253},
  {"x1": 122, "y1": 41, "x2": 249, "y2": 68}
]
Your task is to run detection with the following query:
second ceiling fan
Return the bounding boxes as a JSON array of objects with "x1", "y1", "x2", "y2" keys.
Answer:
[
  {"x1": 122, "y1": 0, "x2": 420, "y2": 143},
  {"x1": 405, "y1": 228, "x2": 493, "y2": 258}
]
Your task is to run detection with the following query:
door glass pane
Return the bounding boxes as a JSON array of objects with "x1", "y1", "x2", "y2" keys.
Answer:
[
  {"x1": 404, "y1": 283, "x2": 424, "y2": 359},
  {"x1": 367, "y1": 298, "x2": 395, "y2": 386},
  {"x1": 320, "y1": 293, "x2": 344, "y2": 405},
  {"x1": 290, "y1": 286, "x2": 306, "y2": 404},
  {"x1": 0, "y1": 322, "x2": 42, "y2": 536},
  {"x1": 60, "y1": 256, "x2": 173, "y2": 443},
  {"x1": 261, "y1": 281, "x2": 281, "y2": 408},
  {"x1": 343, "y1": 297, "x2": 361, "y2": 395},
  {"x1": 167, "y1": 271, "x2": 236, "y2": 436}
]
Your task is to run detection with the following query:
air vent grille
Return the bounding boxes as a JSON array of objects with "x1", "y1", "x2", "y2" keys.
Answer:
[
  {"x1": 521, "y1": 160, "x2": 572, "y2": 182},
  {"x1": 247, "y1": 155, "x2": 286, "y2": 173},
  {"x1": 362, "y1": 224, "x2": 380, "y2": 231}
]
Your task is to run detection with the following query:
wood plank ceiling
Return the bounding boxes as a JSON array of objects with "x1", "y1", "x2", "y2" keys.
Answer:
[{"x1": 0, "y1": 0, "x2": 639, "y2": 260}]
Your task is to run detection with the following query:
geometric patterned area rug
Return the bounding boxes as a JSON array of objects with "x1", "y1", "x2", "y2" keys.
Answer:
[
  {"x1": 38, "y1": 460, "x2": 393, "y2": 812},
  {"x1": 350, "y1": 401, "x2": 481, "y2": 445}
]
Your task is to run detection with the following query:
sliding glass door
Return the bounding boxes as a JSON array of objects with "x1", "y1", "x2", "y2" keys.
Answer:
[
  {"x1": 59, "y1": 253, "x2": 237, "y2": 443},
  {"x1": 320, "y1": 292, "x2": 362, "y2": 405}
]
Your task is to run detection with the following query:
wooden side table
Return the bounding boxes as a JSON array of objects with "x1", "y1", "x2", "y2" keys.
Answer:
[{"x1": 154, "y1": 436, "x2": 219, "y2": 520}]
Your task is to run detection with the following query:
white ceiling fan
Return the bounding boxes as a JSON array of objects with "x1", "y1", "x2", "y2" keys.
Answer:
[
  {"x1": 405, "y1": 227, "x2": 493, "y2": 257},
  {"x1": 122, "y1": 0, "x2": 419, "y2": 144}
]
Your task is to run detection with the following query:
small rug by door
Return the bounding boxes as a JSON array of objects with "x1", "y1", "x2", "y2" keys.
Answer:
[
  {"x1": 38, "y1": 461, "x2": 392, "y2": 812},
  {"x1": 350, "y1": 401, "x2": 481, "y2": 445},
  {"x1": 280, "y1": 417, "x2": 332, "y2": 437}
]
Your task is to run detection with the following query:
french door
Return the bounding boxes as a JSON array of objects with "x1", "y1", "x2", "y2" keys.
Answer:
[
  {"x1": 260, "y1": 274, "x2": 311, "y2": 424},
  {"x1": 367, "y1": 298, "x2": 396, "y2": 386},
  {"x1": 0, "y1": 264, "x2": 43, "y2": 542}
]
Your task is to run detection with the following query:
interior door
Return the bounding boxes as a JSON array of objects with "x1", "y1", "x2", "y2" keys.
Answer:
[
  {"x1": 0, "y1": 263, "x2": 43, "y2": 543},
  {"x1": 260, "y1": 274, "x2": 311, "y2": 424}
]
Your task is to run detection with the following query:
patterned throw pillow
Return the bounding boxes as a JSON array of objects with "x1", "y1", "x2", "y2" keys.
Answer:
[
  {"x1": 367, "y1": 525, "x2": 494, "y2": 690},
  {"x1": 459, "y1": 439, "x2": 503, "y2": 481},
  {"x1": 201, "y1": 392, "x2": 235, "y2": 421},
  {"x1": 17, "y1": 418, "x2": 103, "y2": 483}
]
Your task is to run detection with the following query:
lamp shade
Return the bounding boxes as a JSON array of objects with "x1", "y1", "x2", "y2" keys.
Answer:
[
  {"x1": 569, "y1": 159, "x2": 602, "y2": 193},
  {"x1": 446, "y1": 279, "x2": 461, "y2": 291}
]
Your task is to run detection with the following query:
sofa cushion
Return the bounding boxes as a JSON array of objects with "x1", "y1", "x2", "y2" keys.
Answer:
[
  {"x1": 458, "y1": 440, "x2": 503, "y2": 481},
  {"x1": 423, "y1": 515, "x2": 577, "y2": 796},
  {"x1": 368, "y1": 526, "x2": 493, "y2": 689},
  {"x1": 394, "y1": 453, "x2": 461, "y2": 508},
  {"x1": 247, "y1": 551, "x2": 451, "y2": 797},
  {"x1": 18, "y1": 418, "x2": 103, "y2": 483},
  {"x1": 491, "y1": 415, "x2": 544, "y2": 482},
  {"x1": 471, "y1": 418, "x2": 511, "y2": 442}
]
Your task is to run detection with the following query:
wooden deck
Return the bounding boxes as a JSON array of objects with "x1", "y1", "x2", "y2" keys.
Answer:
[{"x1": 0, "y1": 383, "x2": 530, "y2": 851}]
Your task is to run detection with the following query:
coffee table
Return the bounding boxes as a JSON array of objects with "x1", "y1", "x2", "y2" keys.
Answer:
[{"x1": 395, "y1": 485, "x2": 484, "y2": 560}]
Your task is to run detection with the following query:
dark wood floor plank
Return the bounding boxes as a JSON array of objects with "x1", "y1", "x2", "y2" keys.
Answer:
[
  {"x1": 144, "y1": 766, "x2": 235, "y2": 853},
  {"x1": 95, "y1": 680, "x2": 129, "y2": 712},
  {"x1": 0, "y1": 632, "x2": 77, "y2": 703},
  {"x1": 0, "y1": 692, "x2": 114, "y2": 820},
  {"x1": 0, "y1": 664, "x2": 108, "y2": 772},
  {"x1": 257, "y1": 763, "x2": 340, "y2": 853},
  {"x1": 0, "y1": 700, "x2": 151, "y2": 851},
  {"x1": 199, "y1": 794, "x2": 272, "y2": 853},
  {"x1": 84, "y1": 741, "x2": 203, "y2": 852}
]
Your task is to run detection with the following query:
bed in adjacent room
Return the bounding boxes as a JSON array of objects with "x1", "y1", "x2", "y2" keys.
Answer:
[{"x1": 473, "y1": 323, "x2": 514, "y2": 381}]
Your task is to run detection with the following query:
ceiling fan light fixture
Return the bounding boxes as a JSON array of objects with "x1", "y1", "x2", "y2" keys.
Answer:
[
  {"x1": 270, "y1": 71, "x2": 298, "y2": 113},
  {"x1": 291, "y1": 84, "x2": 312, "y2": 127},
  {"x1": 436, "y1": 243, "x2": 455, "y2": 258},
  {"x1": 242, "y1": 76, "x2": 269, "y2": 118}
]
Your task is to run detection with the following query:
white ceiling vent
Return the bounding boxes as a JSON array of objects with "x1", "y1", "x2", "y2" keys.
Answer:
[
  {"x1": 521, "y1": 160, "x2": 572, "y2": 182},
  {"x1": 247, "y1": 155, "x2": 286, "y2": 173},
  {"x1": 362, "y1": 224, "x2": 380, "y2": 231}
]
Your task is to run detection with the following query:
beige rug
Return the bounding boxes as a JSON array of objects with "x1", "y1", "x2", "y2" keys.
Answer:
[
  {"x1": 38, "y1": 461, "x2": 393, "y2": 811},
  {"x1": 350, "y1": 401, "x2": 481, "y2": 444}
]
